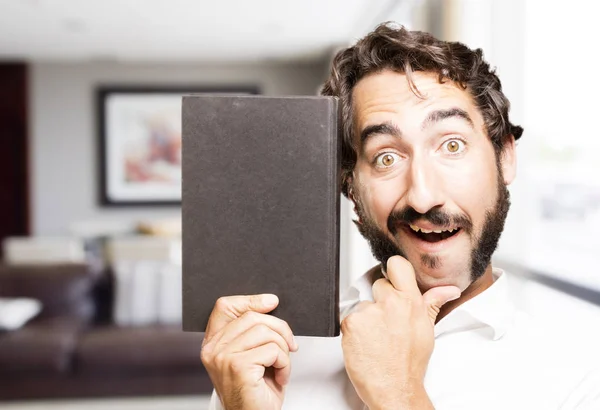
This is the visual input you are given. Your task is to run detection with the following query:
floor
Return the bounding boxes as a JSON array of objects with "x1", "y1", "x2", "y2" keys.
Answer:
[{"x1": 1, "y1": 395, "x2": 212, "y2": 410}]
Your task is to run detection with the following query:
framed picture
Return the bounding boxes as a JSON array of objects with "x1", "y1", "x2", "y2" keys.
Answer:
[{"x1": 97, "y1": 85, "x2": 260, "y2": 206}]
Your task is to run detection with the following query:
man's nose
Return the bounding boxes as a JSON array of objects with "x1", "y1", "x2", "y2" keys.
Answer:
[{"x1": 404, "y1": 156, "x2": 445, "y2": 214}]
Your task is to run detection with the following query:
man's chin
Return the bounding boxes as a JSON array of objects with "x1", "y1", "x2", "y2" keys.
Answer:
[{"x1": 409, "y1": 258, "x2": 473, "y2": 293}]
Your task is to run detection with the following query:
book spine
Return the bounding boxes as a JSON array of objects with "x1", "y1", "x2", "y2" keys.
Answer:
[{"x1": 329, "y1": 97, "x2": 342, "y2": 336}]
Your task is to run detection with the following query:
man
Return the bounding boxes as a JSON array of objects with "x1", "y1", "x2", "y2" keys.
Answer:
[{"x1": 200, "y1": 23, "x2": 600, "y2": 409}]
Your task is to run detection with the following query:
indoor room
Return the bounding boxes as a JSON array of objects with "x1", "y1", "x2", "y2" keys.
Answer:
[{"x1": 1, "y1": 1, "x2": 599, "y2": 409}]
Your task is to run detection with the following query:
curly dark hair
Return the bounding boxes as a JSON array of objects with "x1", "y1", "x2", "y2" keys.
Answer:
[{"x1": 320, "y1": 22, "x2": 524, "y2": 197}]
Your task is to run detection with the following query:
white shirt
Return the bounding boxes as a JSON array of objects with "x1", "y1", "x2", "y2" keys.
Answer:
[{"x1": 209, "y1": 268, "x2": 600, "y2": 409}]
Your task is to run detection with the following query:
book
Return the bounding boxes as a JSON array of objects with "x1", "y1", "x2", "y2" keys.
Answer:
[{"x1": 182, "y1": 95, "x2": 341, "y2": 337}]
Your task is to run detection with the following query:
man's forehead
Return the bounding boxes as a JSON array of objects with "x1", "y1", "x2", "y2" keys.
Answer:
[{"x1": 351, "y1": 70, "x2": 482, "y2": 129}]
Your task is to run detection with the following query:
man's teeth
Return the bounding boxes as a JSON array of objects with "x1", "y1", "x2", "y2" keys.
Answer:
[{"x1": 409, "y1": 224, "x2": 457, "y2": 234}]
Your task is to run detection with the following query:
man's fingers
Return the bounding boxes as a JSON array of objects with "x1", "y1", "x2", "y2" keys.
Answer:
[
  {"x1": 225, "y1": 323, "x2": 291, "y2": 356},
  {"x1": 422, "y1": 285, "x2": 461, "y2": 325},
  {"x1": 250, "y1": 342, "x2": 290, "y2": 369},
  {"x1": 205, "y1": 294, "x2": 279, "y2": 337},
  {"x1": 241, "y1": 342, "x2": 292, "y2": 386},
  {"x1": 211, "y1": 311, "x2": 297, "y2": 352},
  {"x1": 371, "y1": 277, "x2": 394, "y2": 302},
  {"x1": 385, "y1": 256, "x2": 420, "y2": 297}
]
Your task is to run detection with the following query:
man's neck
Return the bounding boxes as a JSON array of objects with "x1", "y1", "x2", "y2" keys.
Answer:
[{"x1": 435, "y1": 264, "x2": 495, "y2": 323}]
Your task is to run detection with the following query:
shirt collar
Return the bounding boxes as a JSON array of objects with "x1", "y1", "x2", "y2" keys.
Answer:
[{"x1": 340, "y1": 266, "x2": 515, "y2": 341}]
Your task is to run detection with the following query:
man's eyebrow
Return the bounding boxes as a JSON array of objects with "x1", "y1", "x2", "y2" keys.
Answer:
[
  {"x1": 359, "y1": 122, "x2": 403, "y2": 144},
  {"x1": 421, "y1": 107, "x2": 474, "y2": 130}
]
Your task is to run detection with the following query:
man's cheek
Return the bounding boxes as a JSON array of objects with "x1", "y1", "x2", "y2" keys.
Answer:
[
  {"x1": 356, "y1": 195, "x2": 386, "y2": 227},
  {"x1": 370, "y1": 187, "x2": 402, "y2": 224}
]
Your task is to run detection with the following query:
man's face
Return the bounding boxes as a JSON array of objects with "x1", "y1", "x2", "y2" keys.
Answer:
[{"x1": 349, "y1": 70, "x2": 516, "y2": 292}]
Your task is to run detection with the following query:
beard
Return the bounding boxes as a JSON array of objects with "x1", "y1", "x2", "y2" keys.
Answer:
[{"x1": 352, "y1": 172, "x2": 511, "y2": 283}]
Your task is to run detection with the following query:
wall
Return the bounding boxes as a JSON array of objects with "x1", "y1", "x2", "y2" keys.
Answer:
[{"x1": 30, "y1": 60, "x2": 327, "y2": 236}]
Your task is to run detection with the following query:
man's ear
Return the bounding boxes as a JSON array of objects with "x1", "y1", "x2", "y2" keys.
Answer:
[
  {"x1": 347, "y1": 178, "x2": 362, "y2": 225},
  {"x1": 500, "y1": 135, "x2": 517, "y2": 185}
]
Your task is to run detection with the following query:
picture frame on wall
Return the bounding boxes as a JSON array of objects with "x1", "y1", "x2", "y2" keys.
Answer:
[{"x1": 97, "y1": 85, "x2": 260, "y2": 206}]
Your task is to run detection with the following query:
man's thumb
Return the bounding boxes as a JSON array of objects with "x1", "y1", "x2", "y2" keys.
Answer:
[
  {"x1": 233, "y1": 294, "x2": 279, "y2": 316},
  {"x1": 422, "y1": 286, "x2": 461, "y2": 325}
]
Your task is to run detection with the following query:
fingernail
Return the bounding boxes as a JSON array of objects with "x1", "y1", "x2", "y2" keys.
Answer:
[
  {"x1": 293, "y1": 336, "x2": 299, "y2": 351},
  {"x1": 262, "y1": 294, "x2": 278, "y2": 306}
]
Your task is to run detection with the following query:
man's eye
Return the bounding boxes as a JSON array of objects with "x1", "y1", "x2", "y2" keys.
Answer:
[
  {"x1": 375, "y1": 152, "x2": 400, "y2": 168},
  {"x1": 443, "y1": 139, "x2": 466, "y2": 154}
]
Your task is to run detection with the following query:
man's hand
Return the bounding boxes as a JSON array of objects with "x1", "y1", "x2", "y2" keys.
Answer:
[
  {"x1": 200, "y1": 294, "x2": 298, "y2": 410},
  {"x1": 341, "y1": 256, "x2": 461, "y2": 410}
]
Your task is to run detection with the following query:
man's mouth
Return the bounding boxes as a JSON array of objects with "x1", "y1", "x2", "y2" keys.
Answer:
[{"x1": 406, "y1": 224, "x2": 461, "y2": 243}]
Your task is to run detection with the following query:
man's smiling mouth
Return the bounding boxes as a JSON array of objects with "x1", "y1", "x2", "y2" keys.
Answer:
[{"x1": 406, "y1": 224, "x2": 461, "y2": 243}]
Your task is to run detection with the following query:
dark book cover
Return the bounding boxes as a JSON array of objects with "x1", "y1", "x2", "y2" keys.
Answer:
[{"x1": 182, "y1": 95, "x2": 341, "y2": 337}]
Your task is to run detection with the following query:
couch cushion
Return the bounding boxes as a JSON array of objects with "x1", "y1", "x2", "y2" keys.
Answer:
[
  {"x1": 0, "y1": 318, "x2": 81, "y2": 376},
  {"x1": 76, "y1": 325, "x2": 204, "y2": 376},
  {"x1": 0, "y1": 263, "x2": 95, "y2": 323}
]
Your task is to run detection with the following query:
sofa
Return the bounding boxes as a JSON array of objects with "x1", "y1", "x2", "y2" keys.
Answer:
[{"x1": 0, "y1": 263, "x2": 213, "y2": 401}]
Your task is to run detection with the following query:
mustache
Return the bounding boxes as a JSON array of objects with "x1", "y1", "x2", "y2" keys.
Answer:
[{"x1": 387, "y1": 206, "x2": 473, "y2": 235}]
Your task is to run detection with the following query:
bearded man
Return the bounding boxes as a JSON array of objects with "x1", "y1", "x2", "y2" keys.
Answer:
[{"x1": 200, "y1": 23, "x2": 600, "y2": 409}]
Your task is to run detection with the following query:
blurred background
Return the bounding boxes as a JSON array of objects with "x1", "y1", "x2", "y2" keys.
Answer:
[{"x1": 0, "y1": 0, "x2": 599, "y2": 409}]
